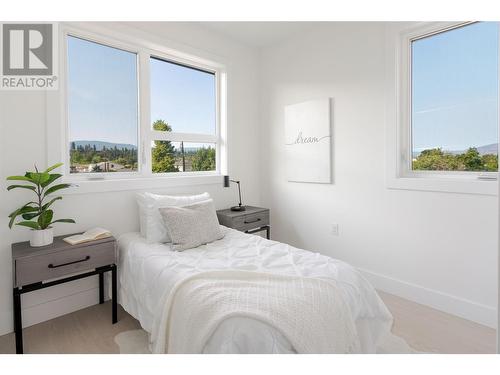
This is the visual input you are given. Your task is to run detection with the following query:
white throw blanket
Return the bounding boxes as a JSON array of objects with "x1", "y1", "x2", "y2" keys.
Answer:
[{"x1": 151, "y1": 270, "x2": 360, "y2": 354}]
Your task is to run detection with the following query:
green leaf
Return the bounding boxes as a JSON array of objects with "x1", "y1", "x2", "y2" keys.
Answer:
[
  {"x1": 8, "y1": 204, "x2": 37, "y2": 218},
  {"x1": 7, "y1": 184, "x2": 37, "y2": 191},
  {"x1": 8, "y1": 209, "x2": 20, "y2": 228},
  {"x1": 42, "y1": 196, "x2": 62, "y2": 210},
  {"x1": 44, "y1": 183, "x2": 72, "y2": 196},
  {"x1": 27, "y1": 172, "x2": 50, "y2": 185},
  {"x1": 44, "y1": 163, "x2": 63, "y2": 173},
  {"x1": 9, "y1": 211, "x2": 18, "y2": 229},
  {"x1": 8, "y1": 205, "x2": 39, "y2": 228},
  {"x1": 6, "y1": 175, "x2": 33, "y2": 182},
  {"x1": 50, "y1": 218, "x2": 76, "y2": 225},
  {"x1": 16, "y1": 221, "x2": 41, "y2": 230},
  {"x1": 38, "y1": 209, "x2": 53, "y2": 229},
  {"x1": 22, "y1": 212, "x2": 41, "y2": 220},
  {"x1": 41, "y1": 173, "x2": 62, "y2": 188}
]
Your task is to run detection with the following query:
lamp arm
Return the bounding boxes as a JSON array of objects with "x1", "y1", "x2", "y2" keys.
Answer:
[
  {"x1": 236, "y1": 181, "x2": 242, "y2": 207},
  {"x1": 229, "y1": 180, "x2": 243, "y2": 207}
]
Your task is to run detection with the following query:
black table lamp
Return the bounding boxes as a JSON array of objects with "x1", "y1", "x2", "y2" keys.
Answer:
[{"x1": 223, "y1": 175, "x2": 246, "y2": 211}]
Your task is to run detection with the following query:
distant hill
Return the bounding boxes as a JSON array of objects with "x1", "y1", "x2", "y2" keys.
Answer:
[
  {"x1": 475, "y1": 143, "x2": 498, "y2": 155},
  {"x1": 182, "y1": 146, "x2": 214, "y2": 153},
  {"x1": 413, "y1": 143, "x2": 498, "y2": 158},
  {"x1": 447, "y1": 143, "x2": 498, "y2": 156},
  {"x1": 72, "y1": 140, "x2": 137, "y2": 151}
]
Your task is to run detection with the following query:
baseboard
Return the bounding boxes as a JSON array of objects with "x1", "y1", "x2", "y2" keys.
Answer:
[{"x1": 359, "y1": 267, "x2": 497, "y2": 329}]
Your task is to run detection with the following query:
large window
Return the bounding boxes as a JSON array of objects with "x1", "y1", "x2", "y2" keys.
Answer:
[
  {"x1": 63, "y1": 29, "x2": 223, "y2": 182},
  {"x1": 67, "y1": 36, "x2": 139, "y2": 174},
  {"x1": 410, "y1": 22, "x2": 499, "y2": 173}
]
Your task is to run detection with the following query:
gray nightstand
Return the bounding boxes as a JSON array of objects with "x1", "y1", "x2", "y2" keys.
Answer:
[
  {"x1": 217, "y1": 206, "x2": 270, "y2": 239},
  {"x1": 11, "y1": 233, "x2": 118, "y2": 354}
]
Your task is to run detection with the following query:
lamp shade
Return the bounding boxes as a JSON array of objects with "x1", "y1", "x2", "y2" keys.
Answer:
[{"x1": 223, "y1": 175, "x2": 230, "y2": 188}]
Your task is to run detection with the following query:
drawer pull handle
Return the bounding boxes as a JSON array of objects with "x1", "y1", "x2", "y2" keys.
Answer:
[
  {"x1": 244, "y1": 218, "x2": 261, "y2": 224},
  {"x1": 48, "y1": 256, "x2": 90, "y2": 269}
]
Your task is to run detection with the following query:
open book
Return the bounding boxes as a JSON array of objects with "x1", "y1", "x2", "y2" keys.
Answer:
[{"x1": 63, "y1": 227, "x2": 112, "y2": 245}]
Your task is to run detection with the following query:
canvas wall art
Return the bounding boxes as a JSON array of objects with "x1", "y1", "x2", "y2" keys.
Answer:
[{"x1": 284, "y1": 98, "x2": 332, "y2": 183}]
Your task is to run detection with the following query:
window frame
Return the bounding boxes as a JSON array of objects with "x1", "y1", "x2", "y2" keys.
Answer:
[
  {"x1": 48, "y1": 22, "x2": 227, "y2": 193},
  {"x1": 386, "y1": 21, "x2": 499, "y2": 195}
]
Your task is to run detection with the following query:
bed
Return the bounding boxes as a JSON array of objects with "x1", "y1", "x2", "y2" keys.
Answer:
[{"x1": 117, "y1": 225, "x2": 393, "y2": 353}]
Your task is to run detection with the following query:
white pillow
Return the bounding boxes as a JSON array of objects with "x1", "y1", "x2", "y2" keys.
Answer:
[
  {"x1": 136, "y1": 192, "x2": 211, "y2": 243},
  {"x1": 159, "y1": 199, "x2": 224, "y2": 251}
]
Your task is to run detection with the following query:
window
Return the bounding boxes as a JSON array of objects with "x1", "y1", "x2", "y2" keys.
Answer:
[
  {"x1": 149, "y1": 58, "x2": 217, "y2": 174},
  {"x1": 386, "y1": 21, "x2": 499, "y2": 195},
  {"x1": 410, "y1": 22, "x2": 499, "y2": 174},
  {"x1": 67, "y1": 36, "x2": 139, "y2": 174},
  {"x1": 60, "y1": 27, "x2": 224, "y2": 186}
]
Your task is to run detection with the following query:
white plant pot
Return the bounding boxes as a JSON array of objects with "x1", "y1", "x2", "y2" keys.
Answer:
[{"x1": 30, "y1": 227, "x2": 54, "y2": 247}]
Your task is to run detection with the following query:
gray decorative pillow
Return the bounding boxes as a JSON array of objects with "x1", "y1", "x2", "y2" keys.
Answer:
[{"x1": 159, "y1": 199, "x2": 224, "y2": 251}]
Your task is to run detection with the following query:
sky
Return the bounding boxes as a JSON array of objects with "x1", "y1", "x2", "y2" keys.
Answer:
[
  {"x1": 67, "y1": 36, "x2": 138, "y2": 146},
  {"x1": 150, "y1": 58, "x2": 215, "y2": 135},
  {"x1": 412, "y1": 22, "x2": 499, "y2": 152},
  {"x1": 67, "y1": 37, "x2": 216, "y2": 146}
]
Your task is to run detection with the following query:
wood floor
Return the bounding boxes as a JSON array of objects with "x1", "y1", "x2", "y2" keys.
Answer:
[
  {"x1": 0, "y1": 303, "x2": 141, "y2": 354},
  {"x1": 378, "y1": 291, "x2": 496, "y2": 354},
  {"x1": 0, "y1": 292, "x2": 496, "y2": 354}
]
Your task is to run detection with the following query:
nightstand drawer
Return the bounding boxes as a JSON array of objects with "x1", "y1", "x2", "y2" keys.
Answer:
[
  {"x1": 15, "y1": 242, "x2": 115, "y2": 287},
  {"x1": 233, "y1": 211, "x2": 270, "y2": 232}
]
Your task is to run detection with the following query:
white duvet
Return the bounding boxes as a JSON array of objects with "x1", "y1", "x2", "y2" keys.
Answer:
[{"x1": 118, "y1": 226, "x2": 393, "y2": 354}]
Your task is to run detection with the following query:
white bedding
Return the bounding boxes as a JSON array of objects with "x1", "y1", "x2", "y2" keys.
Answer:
[{"x1": 118, "y1": 226, "x2": 393, "y2": 353}]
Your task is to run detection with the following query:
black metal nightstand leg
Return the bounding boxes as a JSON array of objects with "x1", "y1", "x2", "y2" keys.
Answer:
[
  {"x1": 111, "y1": 264, "x2": 117, "y2": 324},
  {"x1": 13, "y1": 288, "x2": 23, "y2": 354},
  {"x1": 98, "y1": 272, "x2": 104, "y2": 304},
  {"x1": 266, "y1": 225, "x2": 270, "y2": 240}
]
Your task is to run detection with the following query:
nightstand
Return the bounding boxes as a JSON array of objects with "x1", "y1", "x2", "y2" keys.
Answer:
[
  {"x1": 217, "y1": 206, "x2": 270, "y2": 239},
  {"x1": 11, "y1": 233, "x2": 118, "y2": 354}
]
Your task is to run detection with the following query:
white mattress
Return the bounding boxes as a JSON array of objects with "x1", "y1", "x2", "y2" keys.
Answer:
[{"x1": 117, "y1": 226, "x2": 393, "y2": 353}]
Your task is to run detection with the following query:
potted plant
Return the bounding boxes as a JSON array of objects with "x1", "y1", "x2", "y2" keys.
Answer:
[{"x1": 7, "y1": 163, "x2": 76, "y2": 247}]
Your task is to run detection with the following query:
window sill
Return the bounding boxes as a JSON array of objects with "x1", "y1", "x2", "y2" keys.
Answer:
[
  {"x1": 60, "y1": 174, "x2": 223, "y2": 195},
  {"x1": 387, "y1": 175, "x2": 498, "y2": 196}
]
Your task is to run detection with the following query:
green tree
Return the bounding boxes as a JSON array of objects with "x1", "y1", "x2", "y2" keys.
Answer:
[
  {"x1": 192, "y1": 147, "x2": 216, "y2": 171},
  {"x1": 412, "y1": 148, "x2": 453, "y2": 170},
  {"x1": 461, "y1": 147, "x2": 483, "y2": 171},
  {"x1": 151, "y1": 119, "x2": 178, "y2": 173},
  {"x1": 70, "y1": 150, "x2": 82, "y2": 164},
  {"x1": 413, "y1": 147, "x2": 498, "y2": 172},
  {"x1": 91, "y1": 155, "x2": 102, "y2": 164},
  {"x1": 70, "y1": 142, "x2": 138, "y2": 172},
  {"x1": 114, "y1": 157, "x2": 128, "y2": 166},
  {"x1": 482, "y1": 153, "x2": 498, "y2": 172}
]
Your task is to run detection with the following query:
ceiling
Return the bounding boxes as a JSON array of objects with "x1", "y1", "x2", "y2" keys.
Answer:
[{"x1": 198, "y1": 22, "x2": 319, "y2": 48}]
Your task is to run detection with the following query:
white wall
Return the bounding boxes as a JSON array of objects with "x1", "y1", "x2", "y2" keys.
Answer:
[
  {"x1": 259, "y1": 22, "x2": 498, "y2": 327},
  {"x1": 0, "y1": 22, "x2": 261, "y2": 335}
]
